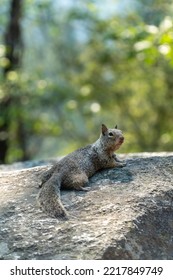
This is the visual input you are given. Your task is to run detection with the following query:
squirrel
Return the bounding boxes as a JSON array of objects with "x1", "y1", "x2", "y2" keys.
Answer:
[{"x1": 37, "y1": 124, "x2": 126, "y2": 219}]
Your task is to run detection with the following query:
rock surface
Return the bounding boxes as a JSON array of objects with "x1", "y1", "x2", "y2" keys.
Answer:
[{"x1": 0, "y1": 152, "x2": 173, "y2": 260}]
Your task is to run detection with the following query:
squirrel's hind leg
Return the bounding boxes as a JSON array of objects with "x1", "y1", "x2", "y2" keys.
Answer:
[{"x1": 69, "y1": 173, "x2": 89, "y2": 191}]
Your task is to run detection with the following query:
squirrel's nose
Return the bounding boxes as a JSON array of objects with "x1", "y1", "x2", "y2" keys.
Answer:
[{"x1": 119, "y1": 136, "x2": 124, "y2": 142}]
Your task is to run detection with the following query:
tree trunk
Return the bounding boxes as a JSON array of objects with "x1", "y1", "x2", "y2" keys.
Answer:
[
  {"x1": 0, "y1": 0, "x2": 23, "y2": 163},
  {"x1": 4, "y1": 0, "x2": 23, "y2": 74}
]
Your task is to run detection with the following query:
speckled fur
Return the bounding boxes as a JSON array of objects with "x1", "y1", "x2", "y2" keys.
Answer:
[{"x1": 37, "y1": 124, "x2": 126, "y2": 219}]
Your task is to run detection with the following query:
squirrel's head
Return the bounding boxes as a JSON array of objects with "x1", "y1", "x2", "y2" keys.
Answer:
[{"x1": 101, "y1": 124, "x2": 124, "y2": 152}]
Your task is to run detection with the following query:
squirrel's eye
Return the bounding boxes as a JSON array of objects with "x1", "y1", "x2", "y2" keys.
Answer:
[{"x1": 108, "y1": 132, "x2": 114, "y2": 136}]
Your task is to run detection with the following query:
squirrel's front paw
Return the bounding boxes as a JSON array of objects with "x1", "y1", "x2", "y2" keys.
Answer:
[{"x1": 117, "y1": 161, "x2": 127, "y2": 168}]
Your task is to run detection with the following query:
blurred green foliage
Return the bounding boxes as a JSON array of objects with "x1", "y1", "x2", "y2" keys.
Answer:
[{"x1": 0, "y1": 0, "x2": 173, "y2": 163}]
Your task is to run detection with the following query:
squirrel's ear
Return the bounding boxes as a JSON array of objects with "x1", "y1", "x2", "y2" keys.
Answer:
[
  {"x1": 102, "y1": 124, "x2": 108, "y2": 135},
  {"x1": 115, "y1": 125, "x2": 118, "y2": 129}
]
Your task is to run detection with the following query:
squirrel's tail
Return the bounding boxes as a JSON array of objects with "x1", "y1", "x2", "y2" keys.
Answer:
[{"x1": 37, "y1": 174, "x2": 68, "y2": 219}]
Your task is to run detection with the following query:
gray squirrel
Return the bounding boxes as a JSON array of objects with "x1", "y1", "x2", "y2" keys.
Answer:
[{"x1": 37, "y1": 124, "x2": 126, "y2": 219}]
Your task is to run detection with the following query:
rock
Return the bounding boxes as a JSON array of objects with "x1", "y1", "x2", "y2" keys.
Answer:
[{"x1": 0, "y1": 152, "x2": 173, "y2": 260}]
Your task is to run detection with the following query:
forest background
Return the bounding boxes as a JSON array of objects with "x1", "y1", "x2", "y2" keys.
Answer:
[{"x1": 0, "y1": 0, "x2": 173, "y2": 163}]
